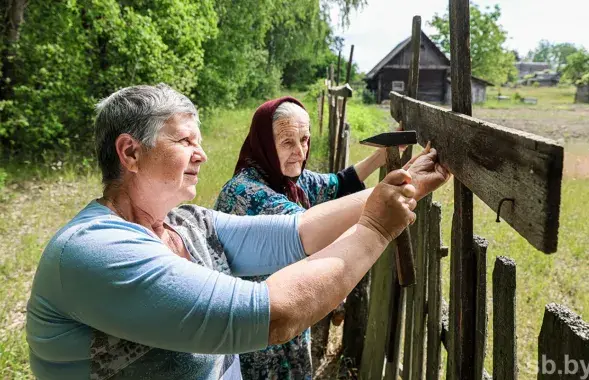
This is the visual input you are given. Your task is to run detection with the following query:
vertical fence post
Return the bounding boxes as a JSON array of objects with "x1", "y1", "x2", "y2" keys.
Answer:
[
  {"x1": 448, "y1": 1, "x2": 476, "y2": 379},
  {"x1": 493, "y1": 256, "x2": 517, "y2": 380},
  {"x1": 474, "y1": 236, "x2": 489, "y2": 379},
  {"x1": 426, "y1": 202, "x2": 443, "y2": 380},
  {"x1": 328, "y1": 65, "x2": 336, "y2": 172},
  {"x1": 335, "y1": 45, "x2": 354, "y2": 171},
  {"x1": 409, "y1": 193, "x2": 431, "y2": 380},
  {"x1": 538, "y1": 303, "x2": 589, "y2": 380}
]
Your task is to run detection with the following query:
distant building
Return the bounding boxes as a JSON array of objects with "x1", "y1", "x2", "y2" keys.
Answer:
[
  {"x1": 364, "y1": 31, "x2": 493, "y2": 104},
  {"x1": 515, "y1": 62, "x2": 551, "y2": 79},
  {"x1": 522, "y1": 70, "x2": 561, "y2": 87}
]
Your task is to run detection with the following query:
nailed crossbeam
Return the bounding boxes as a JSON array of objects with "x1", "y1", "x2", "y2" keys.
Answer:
[
  {"x1": 390, "y1": 92, "x2": 563, "y2": 253},
  {"x1": 328, "y1": 83, "x2": 353, "y2": 98}
]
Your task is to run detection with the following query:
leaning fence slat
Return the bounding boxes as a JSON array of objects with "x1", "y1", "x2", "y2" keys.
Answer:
[
  {"x1": 426, "y1": 202, "x2": 443, "y2": 380},
  {"x1": 493, "y1": 256, "x2": 517, "y2": 380},
  {"x1": 474, "y1": 236, "x2": 489, "y2": 380},
  {"x1": 538, "y1": 303, "x2": 589, "y2": 380},
  {"x1": 410, "y1": 194, "x2": 431, "y2": 380}
]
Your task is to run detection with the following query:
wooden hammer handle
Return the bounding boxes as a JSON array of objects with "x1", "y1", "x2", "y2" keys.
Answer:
[
  {"x1": 385, "y1": 146, "x2": 416, "y2": 287},
  {"x1": 394, "y1": 227, "x2": 416, "y2": 287}
]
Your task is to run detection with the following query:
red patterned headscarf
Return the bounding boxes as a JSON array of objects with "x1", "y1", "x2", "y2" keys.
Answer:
[{"x1": 234, "y1": 96, "x2": 311, "y2": 209}]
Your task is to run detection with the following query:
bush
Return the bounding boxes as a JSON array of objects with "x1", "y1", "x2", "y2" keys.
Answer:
[{"x1": 361, "y1": 89, "x2": 377, "y2": 104}]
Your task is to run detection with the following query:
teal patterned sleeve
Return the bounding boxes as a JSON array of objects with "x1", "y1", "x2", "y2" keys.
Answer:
[
  {"x1": 297, "y1": 170, "x2": 339, "y2": 206},
  {"x1": 214, "y1": 169, "x2": 306, "y2": 216}
]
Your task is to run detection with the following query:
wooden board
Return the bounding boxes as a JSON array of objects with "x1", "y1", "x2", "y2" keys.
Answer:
[
  {"x1": 493, "y1": 256, "x2": 518, "y2": 380},
  {"x1": 390, "y1": 91, "x2": 563, "y2": 253}
]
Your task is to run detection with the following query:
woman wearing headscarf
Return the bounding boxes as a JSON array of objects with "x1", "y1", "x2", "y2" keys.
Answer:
[{"x1": 214, "y1": 96, "x2": 443, "y2": 379}]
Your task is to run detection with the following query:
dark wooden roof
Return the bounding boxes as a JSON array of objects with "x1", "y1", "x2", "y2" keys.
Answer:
[{"x1": 365, "y1": 32, "x2": 450, "y2": 80}]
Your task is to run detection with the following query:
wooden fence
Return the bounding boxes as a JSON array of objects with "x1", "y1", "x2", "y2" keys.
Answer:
[
  {"x1": 313, "y1": 4, "x2": 589, "y2": 378},
  {"x1": 313, "y1": 2, "x2": 589, "y2": 379}
]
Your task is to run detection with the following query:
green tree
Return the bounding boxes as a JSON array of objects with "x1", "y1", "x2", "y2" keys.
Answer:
[
  {"x1": 429, "y1": 3, "x2": 516, "y2": 85},
  {"x1": 562, "y1": 49, "x2": 589, "y2": 84},
  {"x1": 525, "y1": 40, "x2": 579, "y2": 71}
]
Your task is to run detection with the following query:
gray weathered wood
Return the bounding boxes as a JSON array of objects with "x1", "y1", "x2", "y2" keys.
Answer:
[
  {"x1": 538, "y1": 303, "x2": 589, "y2": 380},
  {"x1": 327, "y1": 83, "x2": 353, "y2": 98},
  {"x1": 359, "y1": 185, "x2": 396, "y2": 379},
  {"x1": 389, "y1": 92, "x2": 563, "y2": 254},
  {"x1": 336, "y1": 50, "x2": 342, "y2": 85},
  {"x1": 342, "y1": 272, "x2": 370, "y2": 369},
  {"x1": 383, "y1": 275, "x2": 404, "y2": 380},
  {"x1": 448, "y1": 182, "x2": 476, "y2": 380},
  {"x1": 426, "y1": 202, "x2": 443, "y2": 380},
  {"x1": 402, "y1": 216, "x2": 418, "y2": 378},
  {"x1": 328, "y1": 65, "x2": 336, "y2": 172},
  {"x1": 441, "y1": 299, "x2": 493, "y2": 380},
  {"x1": 335, "y1": 46, "x2": 354, "y2": 170},
  {"x1": 447, "y1": 3, "x2": 477, "y2": 375},
  {"x1": 474, "y1": 236, "x2": 489, "y2": 380},
  {"x1": 493, "y1": 256, "x2": 517, "y2": 380},
  {"x1": 410, "y1": 195, "x2": 431, "y2": 380},
  {"x1": 407, "y1": 16, "x2": 422, "y2": 100},
  {"x1": 318, "y1": 89, "x2": 325, "y2": 136}
]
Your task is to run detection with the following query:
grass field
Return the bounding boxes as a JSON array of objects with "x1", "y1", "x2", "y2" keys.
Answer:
[{"x1": 0, "y1": 86, "x2": 587, "y2": 379}]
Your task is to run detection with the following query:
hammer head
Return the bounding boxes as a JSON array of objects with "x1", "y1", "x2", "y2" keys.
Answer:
[{"x1": 359, "y1": 131, "x2": 417, "y2": 148}]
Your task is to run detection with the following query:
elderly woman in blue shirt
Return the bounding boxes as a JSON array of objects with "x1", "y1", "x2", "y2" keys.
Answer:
[
  {"x1": 26, "y1": 84, "x2": 449, "y2": 380},
  {"x1": 214, "y1": 97, "x2": 445, "y2": 379}
]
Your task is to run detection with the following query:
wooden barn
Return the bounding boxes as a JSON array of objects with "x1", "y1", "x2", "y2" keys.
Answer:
[{"x1": 364, "y1": 31, "x2": 493, "y2": 104}]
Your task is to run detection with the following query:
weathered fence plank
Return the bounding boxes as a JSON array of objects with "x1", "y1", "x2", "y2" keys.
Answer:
[
  {"x1": 493, "y1": 256, "x2": 517, "y2": 380},
  {"x1": 538, "y1": 303, "x2": 589, "y2": 380},
  {"x1": 402, "y1": 215, "x2": 418, "y2": 379},
  {"x1": 410, "y1": 194, "x2": 431, "y2": 380},
  {"x1": 383, "y1": 272, "x2": 404, "y2": 380},
  {"x1": 474, "y1": 236, "x2": 489, "y2": 380},
  {"x1": 342, "y1": 269, "x2": 370, "y2": 368},
  {"x1": 335, "y1": 45, "x2": 354, "y2": 171},
  {"x1": 389, "y1": 92, "x2": 563, "y2": 254},
  {"x1": 407, "y1": 16, "x2": 421, "y2": 100},
  {"x1": 327, "y1": 65, "x2": 336, "y2": 172},
  {"x1": 426, "y1": 202, "x2": 443, "y2": 380},
  {"x1": 447, "y1": 2, "x2": 476, "y2": 379},
  {"x1": 328, "y1": 83, "x2": 353, "y2": 98},
  {"x1": 359, "y1": 180, "x2": 396, "y2": 379}
]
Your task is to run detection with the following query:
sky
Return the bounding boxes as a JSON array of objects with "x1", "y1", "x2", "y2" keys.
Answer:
[{"x1": 330, "y1": 0, "x2": 589, "y2": 73}]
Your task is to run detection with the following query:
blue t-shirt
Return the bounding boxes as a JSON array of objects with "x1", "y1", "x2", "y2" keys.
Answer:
[{"x1": 26, "y1": 200, "x2": 306, "y2": 380}]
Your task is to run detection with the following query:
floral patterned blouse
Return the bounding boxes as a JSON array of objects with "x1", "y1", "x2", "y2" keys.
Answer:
[{"x1": 214, "y1": 166, "x2": 364, "y2": 380}]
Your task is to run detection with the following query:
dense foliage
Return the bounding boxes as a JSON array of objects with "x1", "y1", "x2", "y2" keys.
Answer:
[
  {"x1": 0, "y1": 0, "x2": 361, "y2": 156},
  {"x1": 429, "y1": 4, "x2": 516, "y2": 85}
]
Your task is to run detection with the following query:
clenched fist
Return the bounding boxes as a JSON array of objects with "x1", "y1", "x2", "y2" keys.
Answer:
[{"x1": 358, "y1": 169, "x2": 417, "y2": 242}]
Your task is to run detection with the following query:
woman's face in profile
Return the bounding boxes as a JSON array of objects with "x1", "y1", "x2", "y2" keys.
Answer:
[{"x1": 273, "y1": 115, "x2": 310, "y2": 178}]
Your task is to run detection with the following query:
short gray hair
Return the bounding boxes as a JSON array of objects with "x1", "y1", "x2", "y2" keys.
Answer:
[
  {"x1": 94, "y1": 83, "x2": 198, "y2": 184},
  {"x1": 272, "y1": 102, "x2": 309, "y2": 126}
]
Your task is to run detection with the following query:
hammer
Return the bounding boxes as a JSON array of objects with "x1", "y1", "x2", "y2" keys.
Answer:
[{"x1": 360, "y1": 131, "x2": 417, "y2": 287}]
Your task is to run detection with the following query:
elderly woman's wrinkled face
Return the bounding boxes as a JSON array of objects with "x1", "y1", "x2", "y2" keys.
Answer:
[
  {"x1": 138, "y1": 113, "x2": 207, "y2": 203},
  {"x1": 273, "y1": 115, "x2": 310, "y2": 178}
]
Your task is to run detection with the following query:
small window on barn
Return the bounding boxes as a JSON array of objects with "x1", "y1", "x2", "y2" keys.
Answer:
[{"x1": 392, "y1": 81, "x2": 405, "y2": 92}]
